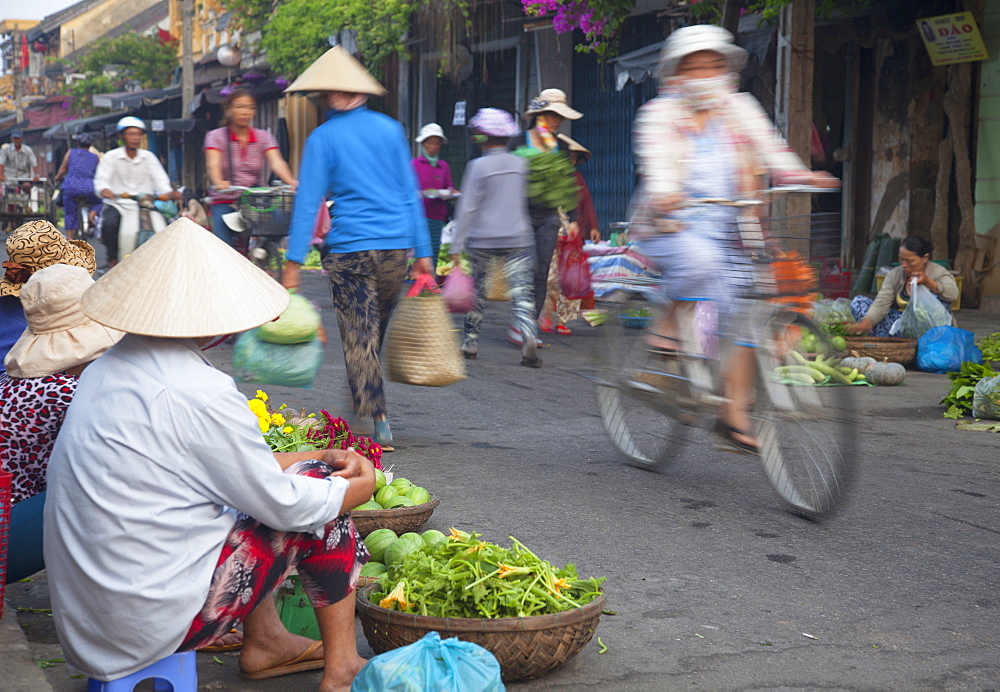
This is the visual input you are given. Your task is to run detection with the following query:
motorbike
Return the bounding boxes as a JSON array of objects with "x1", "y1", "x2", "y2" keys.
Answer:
[{"x1": 108, "y1": 192, "x2": 179, "y2": 261}]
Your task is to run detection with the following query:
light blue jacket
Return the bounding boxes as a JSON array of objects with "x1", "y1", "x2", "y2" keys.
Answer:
[{"x1": 287, "y1": 107, "x2": 431, "y2": 263}]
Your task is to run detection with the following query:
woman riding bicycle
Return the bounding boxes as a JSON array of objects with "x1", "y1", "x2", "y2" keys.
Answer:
[
  {"x1": 54, "y1": 133, "x2": 102, "y2": 241},
  {"x1": 632, "y1": 25, "x2": 836, "y2": 454},
  {"x1": 204, "y1": 89, "x2": 297, "y2": 247}
]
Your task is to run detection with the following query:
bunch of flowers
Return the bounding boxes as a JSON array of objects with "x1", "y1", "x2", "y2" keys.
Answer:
[
  {"x1": 248, "y1": 390, "x2": 383, "y2": 469},
  {"x1": 522, "y1": 0, "x2": 628, "y2": 54}
]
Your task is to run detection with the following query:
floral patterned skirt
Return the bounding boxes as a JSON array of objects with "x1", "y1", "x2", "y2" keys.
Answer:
[{"x1": 178, "y1": 459, "x2": 368, "y2": 651}]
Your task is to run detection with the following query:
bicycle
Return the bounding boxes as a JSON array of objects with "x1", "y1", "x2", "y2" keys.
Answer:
[
  {"x1": 214, "y1": 185, "x2": 295, "y2": 282},
  {"x1": 587, "y1": 188, "x2": 855, "y2": 519}
]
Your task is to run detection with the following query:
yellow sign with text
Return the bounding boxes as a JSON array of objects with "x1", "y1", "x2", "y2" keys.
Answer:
[{"x1": 917, "y1": 13, "x2": 989, "y2": 66}]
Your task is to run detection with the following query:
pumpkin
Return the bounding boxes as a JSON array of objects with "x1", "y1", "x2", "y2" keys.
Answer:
[
  {"x1": 840, "y1": 352, "x2": 877, "y2": 372},
  {"x1": 867, "y1": 358, "x2": 906, "y2": 386}
]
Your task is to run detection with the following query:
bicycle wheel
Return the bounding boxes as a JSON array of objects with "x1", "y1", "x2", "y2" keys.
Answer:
[
  {"x1": 249, "y1": 237, "x2": 284, "y2": 283},
  {"x1": 751, "y1": 310, "x2": 856, "y2": 518},
  {"x1": 593, "y1": 294, "x2": 690, "y2": 471}
]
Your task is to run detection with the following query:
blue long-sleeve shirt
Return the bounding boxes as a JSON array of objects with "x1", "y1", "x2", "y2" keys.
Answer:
[{"x1": 286, "y1": 106, "x2": 431, "y2": 263}]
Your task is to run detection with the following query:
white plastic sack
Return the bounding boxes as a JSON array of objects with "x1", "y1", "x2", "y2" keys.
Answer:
[{"x1": 890, "y1": 277, "x2": 951, "y2": 338}]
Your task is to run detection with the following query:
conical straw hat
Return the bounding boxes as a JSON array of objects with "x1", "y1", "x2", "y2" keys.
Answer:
[
  {"x1": 81, "y1": 217, "x2": 290, "y2": 338},
  {"x1": 284, "y1": 46, "x2": 387, "y2": 96}
]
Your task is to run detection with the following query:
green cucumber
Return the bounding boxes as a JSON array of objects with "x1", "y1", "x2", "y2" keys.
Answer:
[{"x1": 809, "y1": 361, "x2": 854, "y2": 385}]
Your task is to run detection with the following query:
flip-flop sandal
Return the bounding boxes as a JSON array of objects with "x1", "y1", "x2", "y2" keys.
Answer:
[
  {"x1": 198, "y1": 628, "x2": 243, "y2": 652},
  {"x1": 713, "y1": 421, "x2": 760, "y2": 456},
  {"x1": 240, "y1": 640, "x2": 325, "y2": 680}
]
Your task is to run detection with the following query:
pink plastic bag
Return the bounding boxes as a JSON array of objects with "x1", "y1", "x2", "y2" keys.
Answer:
[
  {"x1": 557, "y1": 236, "x2": 593, "y2": 299},
  {"x1": 442, "y1": 268, "x2": 476, "y2": 313}
]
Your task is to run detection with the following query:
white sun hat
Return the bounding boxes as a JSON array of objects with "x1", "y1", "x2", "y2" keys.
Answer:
[
  {"x1": 80, "y1": 217, "x2": 290, "y2": 338},
  {"x1": 5, "y1": 264, "x2": 123, "y2": 378},
  {"x1": 657, "y1": 24, "x2": 748, "y2": 80},
  {"x1": 415, "y1": 123, "x2": 447, "y2": 143},
  {"x1": 524, "y1": 88, "x2": 583, "y2": 120},
  {"x1": 284, "y1": 46, "x2": 388, "y2": 96}
]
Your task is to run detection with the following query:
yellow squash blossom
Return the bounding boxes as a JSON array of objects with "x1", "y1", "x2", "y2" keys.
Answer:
[
  {"x1": 257, "y1": 416, "x2": 270, "y2": 434},
  {"x1": 497, "y1": 563, "x2": 531, "y2": 579},
  {"x1": 282, "y1": 426, "x2": 294, "y2": 434},
  {"x1": 256, "y1": 390, "x2": 268, "y2": 402},
  {"x1": 448, "y1": 528, "x2": 471, "y2": 542},
  {"x1": 271, "y1": 413, "x2": 286, "y2": 426},
  {"x1": 379, "y1": 581, "x2": 409, "y2": 611},
  {"x1": 549, "y1": 577, "x2": 571, "y2": 595}
]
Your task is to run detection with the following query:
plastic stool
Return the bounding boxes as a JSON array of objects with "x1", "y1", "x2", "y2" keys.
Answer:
[{"x1": 87, "y1": 652, "x2": 197, "y2": 691}]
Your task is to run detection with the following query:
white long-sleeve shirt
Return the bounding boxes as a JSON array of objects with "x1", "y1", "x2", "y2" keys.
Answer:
[
  {"x1": 44, "y1": 334, "x2": 348, "y2": 681},
  {"x1": 92, "y1": 147, "x2": 173, "y2": 212}
]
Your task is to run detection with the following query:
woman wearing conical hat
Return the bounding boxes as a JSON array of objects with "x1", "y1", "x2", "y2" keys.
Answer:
[
  {"x1": 44, "y1": 218, "x2": 375, "y2": 688},
  {"x1": 283, "y1": 47, "x2": 433, "y2": 452}
]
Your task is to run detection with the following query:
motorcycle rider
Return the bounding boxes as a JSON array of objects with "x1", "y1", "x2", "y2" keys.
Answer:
[
  {"x1": 93, "y1": 117, "x2": 180, "y2": 267},
  {"x1": 0, "y1": 129, "x2": 39, "y2": 183}
]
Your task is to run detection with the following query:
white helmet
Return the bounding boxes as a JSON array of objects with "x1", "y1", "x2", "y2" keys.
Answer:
[{"x1": 116, "y1": 116, "x2": 147, "y2": 133}]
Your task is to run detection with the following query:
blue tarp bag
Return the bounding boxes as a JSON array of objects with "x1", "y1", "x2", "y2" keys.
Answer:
[
  {"x1": 916, "y1": 326, "x2": 982, "y2": 373},
  {"x1": 351, "y1": 632, "x2": 505, "y2": 692}
]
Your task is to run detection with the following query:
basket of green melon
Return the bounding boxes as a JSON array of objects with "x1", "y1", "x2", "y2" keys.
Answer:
[
  {"x1": 356, "y1": 528, "x2": 447, "y2": 586},
  {"x1": 349, "y1": 468, "x2": 439, "y2": 538}
]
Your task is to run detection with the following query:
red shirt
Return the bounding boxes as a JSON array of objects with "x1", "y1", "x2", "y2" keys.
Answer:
[{"x1": 204, "y1": 127, "x2": 278, "y2": 203}]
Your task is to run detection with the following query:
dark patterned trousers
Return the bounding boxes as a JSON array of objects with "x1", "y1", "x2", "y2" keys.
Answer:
[
  {"x1": 179, "y1": 460, "x2": 368, "y2": 651},
  {"x1": 322, "y1": 249, "x2": 410, "y2": 419},
  {"x1": 531, "y1": 212, "x2": 562, "y2": 319}
]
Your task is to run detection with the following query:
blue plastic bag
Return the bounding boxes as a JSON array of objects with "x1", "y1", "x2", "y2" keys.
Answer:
[
  {"x1": 916, "y1": 326, "x2": 982, "y2": 373},
  {"x1": 232, "y1": 328, "x2": 324, "y2": 388},
  {"x1": 351, "y1": 632, "x2": 505, "y2": 692}
]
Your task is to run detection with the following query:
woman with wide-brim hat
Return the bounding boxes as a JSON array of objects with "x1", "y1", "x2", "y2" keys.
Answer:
[
  {"x1": 282, "y1": 46, "x2": 433, "y2": 451},
  {"x1": 1, "y1": 264, "x2": 122, "y2": 586},
  {"x1": 1, "y1": 219, "x2": 97, "y2": 373},
  {"x1": 507, "y1": 88, "x2": 583, "y2": 345},
  {"x1": 44, "y1": 217, "x2": 376, "y2": 688},
  {"x1": 632, "y1": 24, "x2": 838, "y2": 454}
]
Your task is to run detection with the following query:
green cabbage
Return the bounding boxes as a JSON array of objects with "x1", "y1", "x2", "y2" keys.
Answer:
[{"x1": 258, "y1": 293, "x2": 320, "y2": 344}]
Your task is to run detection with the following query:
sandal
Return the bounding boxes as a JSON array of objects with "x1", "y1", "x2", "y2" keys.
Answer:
[
  {"x1": 240, "y1": 640, "x2": 325, "y2": 680},
  {"x1": 712, "y1": 420, "x2": 760, "y2": 456},
  {"x1": 198, "y1": 628, "x2": 243, "y2": 653},
  {"x1": 556, "y1": 324, "x2": 572, "y2": 336},
  {"x1": 373, "y1": 420, "x2": 395, "y2": 453}
]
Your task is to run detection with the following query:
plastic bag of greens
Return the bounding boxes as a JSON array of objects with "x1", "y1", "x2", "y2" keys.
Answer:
[
  {"x1": 258, "y1": 293, "x2": 321, "y2": 344},
  {"x1": 351, "y1": 631, "x2": 504, "y2": 692},
  {"x1": 972, "y1": 374, "x2": 1000, "y2": 420},
  {"x1": 233, "y1": 328, "x2": 324, "y2": 388},
  {"x1": 891, "y1": 277, "x2": 952, "y2": 338},
  {"x1": 812, "y1": 297, "x2": 853, "y2": 326}
]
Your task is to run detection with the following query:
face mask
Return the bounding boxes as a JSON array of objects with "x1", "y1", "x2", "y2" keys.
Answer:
[{"x1": 668, "y1": 74, "x2": 737, "y2": 110}]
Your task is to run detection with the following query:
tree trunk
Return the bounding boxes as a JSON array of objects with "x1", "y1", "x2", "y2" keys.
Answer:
[
  {"x1": 944, "y1": 62, "x2": 979, "y2": 307},
  {"x1": 931, "y1": 132, "x2": 953, "y2": 259},
  {"x1": 722, "y1": 0, "x2": 741, "y2": 37}
]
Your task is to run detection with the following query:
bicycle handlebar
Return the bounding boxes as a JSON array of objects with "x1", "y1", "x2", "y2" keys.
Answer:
[
  {"x1": 211, "y1": 184, "x2": 295, "y2": 195},
  {"x1": 678, "y1": 185, "x2": 839, "y2": 209}
]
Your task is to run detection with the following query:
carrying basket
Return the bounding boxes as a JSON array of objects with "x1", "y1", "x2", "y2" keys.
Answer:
[
  {"x1": 239, "y1": 190, "x2": 295, "y2": 237},
  {"x1": 843, "y1": 336, "x2": 917, "y2": 366},
  {"x1": 385, "y1": 279, "x2": 466, "y2": 387},
  {"x1": 0, "y1": 470, "x2": 12, "y2": 618},
  {"x1": 484, "y1": 257, "x2": 510, "y2": 301},
  {"x1": 349, "y1": 498, "x2": 440, "y2": 537},
  {"x1": 356, "y1": 584, "x2": 604, "y2": 681}
]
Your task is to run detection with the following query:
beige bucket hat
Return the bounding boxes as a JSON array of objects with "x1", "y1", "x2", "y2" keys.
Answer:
[
  {"x1": 1, "y1": 220, "x2": 96, "y2": 297},
  {"x1": 284, "y1": 46, "x2": 388, "y2": 96},
  {"x1": 5, "y1": 264, "x2": 123, "y2": 378},
  {"x1": 524, "y1": 88, "x2": 583, "y2": 120},
  {"x1": 80, "y1": 217, "x2": 290, "y2": 338},
  {"x1": 557, "y1": 133, "x2": 592, "y2": 161},
  {"x1": 657, "y1": 24, "x2": 748, "y2": 80}
]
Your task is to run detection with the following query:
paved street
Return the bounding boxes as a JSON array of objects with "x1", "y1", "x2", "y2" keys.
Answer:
[{"x1": 5, "y1": 264, "x2": 1000, "y2": 690}]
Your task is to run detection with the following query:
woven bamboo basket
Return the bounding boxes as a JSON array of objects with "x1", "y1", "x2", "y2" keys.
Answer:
[
  {"x1": 349, "y1": 498, "x2": 440, "y2": 537},
  {"x1": 385, "y1": 295, "x2": 466, "y2": 387},
  {"x1": 357, "y1": 574, "x2": 384, "y2": 588},
  {"x1": 843, "y1": 336, "x2": 917, "y2": 366},
  {"x1": 356, "y1": 584, "x2": 605, "y2": 681},
  {"x1": 485, "y1": 257, "x2": 510, "y2": 301}
]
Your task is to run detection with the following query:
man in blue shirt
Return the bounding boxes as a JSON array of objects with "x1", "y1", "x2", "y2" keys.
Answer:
[{"x1": 283, "y1": 47, "x2": 432, "y2": 451}]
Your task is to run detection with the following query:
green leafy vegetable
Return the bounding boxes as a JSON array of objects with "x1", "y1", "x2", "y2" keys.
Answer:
[
  {"x1": 940, "y1": 361, "x2": 996, "y2": 418},
  {"x1": 371, "y1": 529, "x2": 605, "y2": 619},
  {"x1": 514, "y1": 148, "x2": 580, "y2": 212},
  {"x1": 977, "y1": 332, "x2": 1000, "y2": 363}
]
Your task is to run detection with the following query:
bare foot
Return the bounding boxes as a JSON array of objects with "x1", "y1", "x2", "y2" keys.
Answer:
[
  {"x1": 318, "y1": 654, "x2": 367, "y2": 692},
  {"x1": 239, "y1": 631, "x2": 324, "y2": 676}
]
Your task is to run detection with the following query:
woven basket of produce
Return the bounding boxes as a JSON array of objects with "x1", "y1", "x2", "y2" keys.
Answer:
[
  {"x1": 350, "y1": 498, "x2": 439, "y2": 538},
  {"x1": 357, "y1": 584, "x2": 604, "y2": 681},
  {"x1": 842, "y1": 337, "x2": 917, "y2": 366}
]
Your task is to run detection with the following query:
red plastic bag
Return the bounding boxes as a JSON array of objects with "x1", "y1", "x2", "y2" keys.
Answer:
[
  {"x1": 557, "y1": 236, "x2": 592, "y2": 299},
  {"x1": 442, "y1": 268, "x2": 476, "y2": 313}
]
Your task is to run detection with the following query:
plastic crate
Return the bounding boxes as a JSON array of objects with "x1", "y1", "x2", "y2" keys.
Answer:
[
  {"x1": 240, "y1": 190, "x2": 295, "y2": 237},
  {"x1": 0, "y1": 469, "x2": 12, "y2": 619}
]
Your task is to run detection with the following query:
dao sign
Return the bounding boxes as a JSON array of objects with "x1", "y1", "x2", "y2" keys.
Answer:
[{"x1": 917, "y1": 12, "x2": 989, "y2": 66}]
